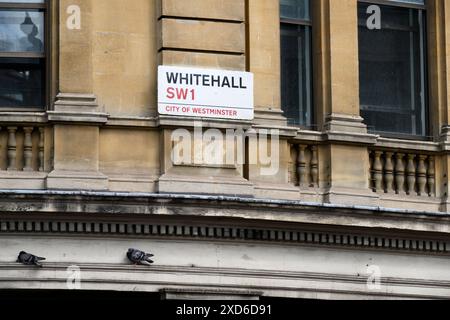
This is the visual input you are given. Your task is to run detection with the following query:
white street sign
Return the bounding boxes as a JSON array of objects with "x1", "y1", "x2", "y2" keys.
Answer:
[{"x1": 158, "y1": 65, "x2": 254, "y2": 120}]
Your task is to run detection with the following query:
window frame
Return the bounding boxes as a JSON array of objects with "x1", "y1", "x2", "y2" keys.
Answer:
[
  {"x1": 357, "y1": 0, "x2": 430, "y2": 140},
  {"x1": 359, "y1": 0, "x2": 426, "y2": 10},
  {"x1": 280, "y1": 1, "x2": 314, "y2": 130},
  {"x1": 0, "y1": 0, "x2": 49, "y2": 111}
]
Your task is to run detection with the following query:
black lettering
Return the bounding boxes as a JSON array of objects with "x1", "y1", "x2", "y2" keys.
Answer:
[
  {"x1": 222, "y1": 76, "x2": 231, "y2": 88},
  {"x1": 240, "y1": 77, "x2": 247, "y2": 89},
  {"x1": 166, "y1": 72, "x2": 178, "y2": 84},
  {"x1": 231, "y1": 77, "x2": 239, "y2": 89},
  {"x1": 211, "y1": 75, "x2": 221, "y2": 87},
  {"x1": 202, "y1": 74, "x2": 211, "y2": 86},
  {"x1": 193, "y1": 74, "x2": 202, "y2": 85},
  {"x1": 179, "y1": 73, "x2": 189, "y2": 84}
]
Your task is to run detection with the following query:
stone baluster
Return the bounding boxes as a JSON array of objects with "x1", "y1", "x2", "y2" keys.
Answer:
[
  {"x1": 39, "y1": 127, "x2": 45, "y2": 172},
  {"x1": 384, "y1": 152, "x2": 394, "y2": 193},
  {"x1": 406, "y1": 154, "x2": 416, "y2": 195},
  {"x1": 369, "y1": 152, "x2": 374, "y2": 190},
  {"x1": 310, "y1": 146, "x2": 319, "y2": 187},
  {"x1": 417, "y1": 155, "x2": 427, "y2": 196},
  {"x1": 297, "y1": 145, "x2": 307, "y2": 187},
  {"x1": 395, "y1": 153, "x2": 405, "y2": 195},
  {"x1": 372, "y1": 151, "x2": 383, "y2": 192},
  {"x1": 7, "y1": 127, "x2": 17, "y2": 171},
  {"x1": 23, "y1": 127, "x2": 34, "y2": 172},
  {"x1": 427, "y1": 156, "x2": 435, "y2": 196}
]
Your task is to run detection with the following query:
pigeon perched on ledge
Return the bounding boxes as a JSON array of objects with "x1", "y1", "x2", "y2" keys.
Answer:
[
  {"x1": 127, "y1": 248, "x2": 154, "y2": 266},
  {"x1": 17, "y1": 251, "x2": 46, "y2": 267}
]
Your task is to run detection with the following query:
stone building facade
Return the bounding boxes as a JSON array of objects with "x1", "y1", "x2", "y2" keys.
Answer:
[{"x1": 0, "y1": 0, "x2": 450, "y2": 299}]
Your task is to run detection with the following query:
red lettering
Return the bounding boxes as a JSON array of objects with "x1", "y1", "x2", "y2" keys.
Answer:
[
  {"x1": 166, "y1": 87, "x2": 175, "y2": 99},
  {"x1": 167, "y1": 87, "x2": 194, "y2": 100},
  {"x1": 176, "y1": 88, "x2": 189, "y2": 100}
]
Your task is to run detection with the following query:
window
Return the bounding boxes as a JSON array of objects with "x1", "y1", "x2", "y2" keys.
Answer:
[
  {"x1": 358, "y1": 0, "x2": 428, "y2": 138},
  {"x1": 280, "y1": 0, "x2": 313, "y2": 128},
  {"x1": 0, "y1": 0, "x2": 47, "y2": 109}
]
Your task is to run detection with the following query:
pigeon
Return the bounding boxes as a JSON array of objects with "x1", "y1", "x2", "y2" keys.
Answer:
[
  {"x1": 17, "y1": 251, "x2": 46, "y2": 267},
  {"x1": 127, "y1": 248, "x2": 154, "y2": 266}
]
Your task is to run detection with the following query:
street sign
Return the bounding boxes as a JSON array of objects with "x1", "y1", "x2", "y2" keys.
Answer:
[{"x1": 158, "y1": 65, "x2": 254, "y2": 120}]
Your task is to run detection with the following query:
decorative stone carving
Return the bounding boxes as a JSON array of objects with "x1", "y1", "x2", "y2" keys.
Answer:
[
  {"x1": 39, "y1": 127, "x2": 45, "y2": 172},
  {"x1": 406, "y1": 154, "x2": 416, "y2": 195},
  {"x1": 23, "y1": 127, "x2": 34, "y2": 172},
  {"x1": 384, "y1": 152, "x2": 394, "y2": 193},
  {"x1": 7, "y1": 127, "x2": 17, "y2": 171},
  {"x1": 297, "y1": 145, "x2": 307, "y2": 187},
  {"x1": 294, "y1": 144, "x2": 319, "y2": 189}
]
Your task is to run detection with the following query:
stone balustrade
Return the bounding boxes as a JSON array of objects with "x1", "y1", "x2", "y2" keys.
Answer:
[
  {"x1": 0, "y1": 126, "x2": 45, "y2": 173},
  {"x1": 290, "y1": 144, "x2": 319, "y2": 188},
  {"x1": 369, "y1": 150, "x2": 435, "y2": 197}
]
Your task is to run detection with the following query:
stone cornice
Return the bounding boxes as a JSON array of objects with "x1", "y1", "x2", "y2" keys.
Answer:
[
  {"x1": 49, "y1": 93, "x2": 109, "y2": 125},
  {"x1": 0, "y1": 112, "x2": 48, "y2": 124},
  {"x1": 0, "y1": 214, "x2": 448, "y2": 255},
  {"x1": 375, "y1": 137, "x2": 440, "y2": 152},
  {"x1": 0, "y1": 191, "x2": 450, "y2": 237},
  {"x1": 0, "y1": 263, "x2": 448, "y2": 299}
]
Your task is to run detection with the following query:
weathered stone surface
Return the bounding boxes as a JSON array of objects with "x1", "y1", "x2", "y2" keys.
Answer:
[
  {"x1": 1, "y1": 0, "x2": 450, "y2": 300},
  {"x1": 159, "y1": 0, "x2": 245, "y2": 21}
]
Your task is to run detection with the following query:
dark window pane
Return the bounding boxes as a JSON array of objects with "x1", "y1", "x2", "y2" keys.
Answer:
[
  {"x1": 358, "y1": 3, "x2": 427, "y2": 137},
  {"x1": 281, "y1": 24, "x2": 312, "y2": 127},
  {"x1": 387, "y1": 0, "x2": 425, "y2": 5},
  {"x1": 0, "y1": 9, "x2": 44, "y2": 53},
  {"x1": 280, "y1": 0, "x2": 310, "y2": 21},
  {"x1": 0, "y1": 57, "x2": 44, "y2": 108}
]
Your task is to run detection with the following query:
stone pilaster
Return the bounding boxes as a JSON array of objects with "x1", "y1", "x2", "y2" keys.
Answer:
[
  {"x1": 156, "y1": 0, "x2": 253, "y2": 196},
  {"x1": 248, "y1": 0, "x2": 287, "y2": 127},
  {"x1": 314, "y1": 0, "x2": 376, "y2": 205},
  {"x1": 429, "y1": 0, "x2": 450, "y2": 211},
  {"x1": 47, "y1": 0, "x2": 108, "y2": 190}
]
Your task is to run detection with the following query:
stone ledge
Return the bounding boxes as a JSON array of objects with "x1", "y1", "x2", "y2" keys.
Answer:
[
  {"x1": 46, "y1": 171, "x2": 109, "y2": 191},
  {"x1": 157, "y1": 115, "x2": 253, "y2": 130},
  {"x1": 106, "y1": 116, "x2": 157, "y2": 128},
  {"x1": 1, "y1": 263, "x2": 449, "y2": 299},
  {"x1": 157, "y1": 173, "x2": 254, "y2": 197},
  {"x1": 376, "y1": 137, "x2": 440, "y2": 152},
  {"x1": 0, "y1": 112, "x2": 48, "y2": 124},
  {"x1": 0, "y1": 191, "x2": 449, "y2": 235},
  {"x1": 0, "y1": 217, "x2": 448, "y2": 254},
  {"x1": 107, "y1": 174, "x2": 158, "y2": 193},
  {"x1": 47, "y1": 111, "x2": 109, "y2": 124},
  {"x1": 0, "y1": 172, "x2": 47, "y2": 190},
  {"x1": 160, "y1": 288, "x2": 261, "y2": 300},
  {"x1": 325, "y1": 131, "x2": 378, "y2": 145}
]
